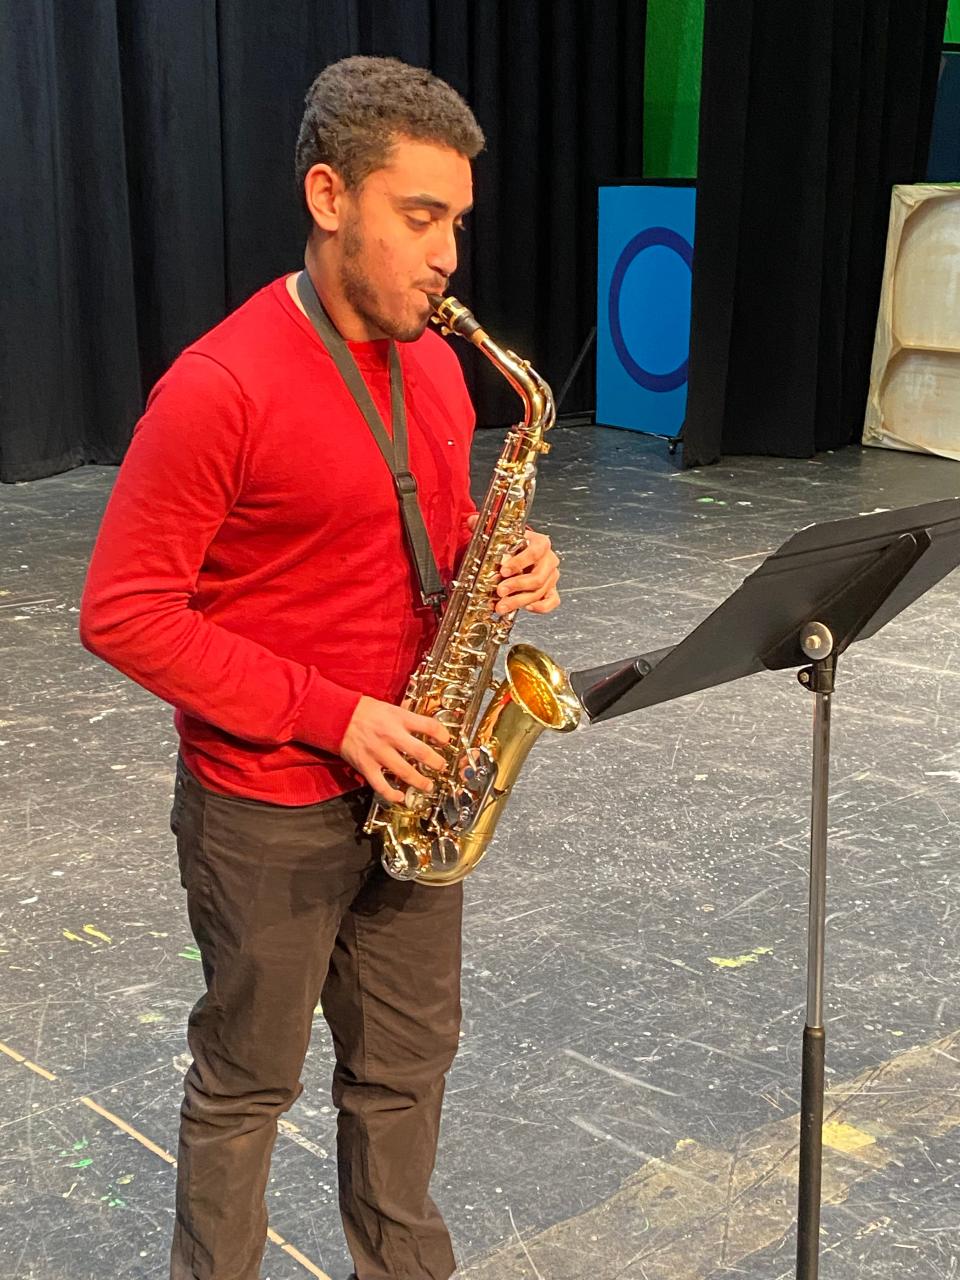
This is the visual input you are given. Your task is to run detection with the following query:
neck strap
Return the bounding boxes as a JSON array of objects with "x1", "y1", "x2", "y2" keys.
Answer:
[{"x1": 296, "y1": 270, "x2": 447, "y2": 614}]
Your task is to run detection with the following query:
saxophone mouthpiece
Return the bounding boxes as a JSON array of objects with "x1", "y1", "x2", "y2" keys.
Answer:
[
  {"x1": 430, "y1": 295, "x2": 485, "y2": 343},
  {"x1": 427, "y1": 295, "x2": 452, "y2": 336}
]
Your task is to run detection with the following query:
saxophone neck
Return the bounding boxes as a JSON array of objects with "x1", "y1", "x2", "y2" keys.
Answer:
[{"x1": 429, "y1": 294, "x2": 556, "y2": 439}]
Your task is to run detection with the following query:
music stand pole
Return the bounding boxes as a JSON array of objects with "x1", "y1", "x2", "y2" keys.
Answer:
[
  {"x1": 786, "y1": 534, "x2": 932, "y2": 1278},
  {"x1": 795, "y1": 628, "x2": 835, "y2": 1280}
]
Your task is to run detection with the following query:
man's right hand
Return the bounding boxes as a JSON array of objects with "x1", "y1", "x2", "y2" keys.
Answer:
[{"x1": 340, "y1": 695, "x2": 451, "y2": 804}]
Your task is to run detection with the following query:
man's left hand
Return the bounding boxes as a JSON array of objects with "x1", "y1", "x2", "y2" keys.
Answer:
[{"x1": 466, "y1": 515, "x2": 561, "y2": 615}]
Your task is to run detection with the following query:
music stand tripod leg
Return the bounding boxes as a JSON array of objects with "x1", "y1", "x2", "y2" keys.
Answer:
[{"x1": 796, "y1": 627, "x2": 835, "y2": 1280}]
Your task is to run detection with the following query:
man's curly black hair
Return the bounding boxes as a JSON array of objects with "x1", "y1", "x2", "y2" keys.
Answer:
[{"x1": 295, "y1": 55, "x2": 485, "y2": 202}]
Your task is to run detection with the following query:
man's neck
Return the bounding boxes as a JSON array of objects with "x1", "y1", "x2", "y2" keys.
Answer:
[{"x1": 286, "y1": 259, "x2": 386, "y2": 343}]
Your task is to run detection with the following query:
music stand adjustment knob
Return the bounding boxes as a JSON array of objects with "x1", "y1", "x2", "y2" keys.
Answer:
[{"x1": 801, "y1": 622, "x2": 834, "y2": 660}]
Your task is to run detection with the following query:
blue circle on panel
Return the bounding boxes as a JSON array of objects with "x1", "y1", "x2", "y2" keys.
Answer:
[{"x1": 609, "y1": 227, "x2": 693, "y2": 393}]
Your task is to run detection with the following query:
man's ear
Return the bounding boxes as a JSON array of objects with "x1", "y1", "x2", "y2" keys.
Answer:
[{"x1": 304, "y1": 163, "x2": 346, "y2": 234}]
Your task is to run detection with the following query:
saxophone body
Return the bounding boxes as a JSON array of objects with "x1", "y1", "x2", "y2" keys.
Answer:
[{"x1": 362, "y1": 295, "x2": 580, "y2": 885}]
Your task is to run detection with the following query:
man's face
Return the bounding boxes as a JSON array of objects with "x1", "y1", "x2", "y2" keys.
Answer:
[{"x1": 336, "y1": 138, "x2": 474, "y2": 342}]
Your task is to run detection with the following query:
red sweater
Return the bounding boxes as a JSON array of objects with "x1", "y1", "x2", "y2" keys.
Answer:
[{"x1": 80, "y1": 275, "x2": 477, "y2": 805}]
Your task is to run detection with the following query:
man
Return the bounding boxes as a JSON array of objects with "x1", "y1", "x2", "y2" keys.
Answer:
[{"x1": 79, "y1": 56, "x2": 560, "y2": 1280}]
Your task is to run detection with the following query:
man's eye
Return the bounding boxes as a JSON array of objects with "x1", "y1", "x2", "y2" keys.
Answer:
[{"x1": 407, "y1": 217, "x2": 431, "y2": 230}]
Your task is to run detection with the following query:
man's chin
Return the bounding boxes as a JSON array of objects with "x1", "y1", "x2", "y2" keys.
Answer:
[{"x1": 393, "y1": 315, "x2": 431, "y2": 344}]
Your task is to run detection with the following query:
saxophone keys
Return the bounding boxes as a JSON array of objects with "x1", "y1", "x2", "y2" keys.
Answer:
[
  {"x1": 381, "y1": 832, "x2": 423, "y2": 882},
  {"x1": 429, "y1": 835, "x2": 461, "y2": 872},
  {"x1": 441, "y1": 790, "x2": 468, "y2": 830},
  {"x1": 460, "y1": 746, "x2": 496, "y2": 790},
  {"x1": 403, "y1": 786, "x2": 431, "y2": 812}
]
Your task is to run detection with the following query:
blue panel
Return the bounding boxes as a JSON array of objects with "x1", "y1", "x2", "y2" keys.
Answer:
[
  {"x1": 927, "y1": 51, "x2": 960, "y2": 181},
  {"x1": 597, "y1": 184, "x2": 696, "y2": 436}
]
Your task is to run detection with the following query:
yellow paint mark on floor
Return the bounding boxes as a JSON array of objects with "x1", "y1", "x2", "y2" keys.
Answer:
[
  {"x1": 266, "y1": 1228, "x2": 332, "y2": 1279},
  {"x1": 822, "y1": 1119, "x2": 876, "y2": 1153},
  {"x1": 80, "y1": 1096, "x2": 178, "y2": 1167},
  {"x1": 83, "y1": 925, "x2": 112, "y2": 943},
  {"x1": 23, "y1": 1060, "x2": 57, "y2": 1082},
  {"x1": 463, "y1": 1029, "x2": 960, "y2": 1280},
  {"x1": 709, "y1": 954, "x2": 758, "y2": 969},
  {"x1": 708, "y1": 946, "x2": 773, "y2": 970}
]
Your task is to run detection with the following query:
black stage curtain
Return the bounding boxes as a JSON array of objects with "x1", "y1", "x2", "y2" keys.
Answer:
[
  {"x1": 681, "y1": 0, "x2": 948, "y2": 468},
  {"x1": 1, "y1": 1, "x2": 644, "y2": 483}
]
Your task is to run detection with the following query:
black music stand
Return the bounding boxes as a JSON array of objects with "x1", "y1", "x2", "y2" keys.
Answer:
[{"x1": 570, "y1": 499, "x2": 960, "y2": 1280}]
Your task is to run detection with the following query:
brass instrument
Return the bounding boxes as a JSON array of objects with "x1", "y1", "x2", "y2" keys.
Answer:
[{"x1": 363, "y1": 294, "x2": 580, "y2": 885}]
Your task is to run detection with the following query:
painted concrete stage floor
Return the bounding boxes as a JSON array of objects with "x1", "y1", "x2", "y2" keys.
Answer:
[{"x1": 1, "y1": 427, "x2": 959, "y2": 1279}]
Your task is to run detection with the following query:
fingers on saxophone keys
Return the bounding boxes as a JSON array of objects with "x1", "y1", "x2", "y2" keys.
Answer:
[
  {"x1": 495, "y1": 577, "x2": 551, "y2": 614},
  {"x1": 383, "y1": 748, "x2": 435, "y2": 795},
  {"x1": 404, "y1": 711, "x2": 451, "y2": 748},
  {"x1": 405, "y1": 736, "x2": 448, "y2": 775},
  {"x1": 494, "y1": 579, "x2": 521, "y2": 614},
  {"x1": 371, "y1": 769, "x2": 406, "y2": 805}
]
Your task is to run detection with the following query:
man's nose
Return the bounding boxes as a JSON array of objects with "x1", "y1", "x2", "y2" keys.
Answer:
[{"x1": 427, "y1": 222, "x2": 458, "y2": 281}]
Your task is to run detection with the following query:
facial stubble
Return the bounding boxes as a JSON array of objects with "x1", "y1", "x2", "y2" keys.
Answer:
[{"x1": 340, "y1": 211, "x2": 430, "y2": 344}]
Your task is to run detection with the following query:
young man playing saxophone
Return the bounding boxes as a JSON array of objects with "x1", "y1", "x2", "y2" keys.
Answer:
[{"x1": 80, "y1": 55, "x2": 560, "y2": 1280}]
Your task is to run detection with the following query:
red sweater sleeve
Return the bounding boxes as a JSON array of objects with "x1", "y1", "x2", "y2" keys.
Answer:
[{"x1": 78, "y1": 353, "x2": 361, "y2": 754}]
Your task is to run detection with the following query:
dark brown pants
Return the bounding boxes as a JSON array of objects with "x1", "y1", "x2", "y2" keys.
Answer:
[{"x1": 169, "y1": 757, "x2": 463, "y2": 1280}]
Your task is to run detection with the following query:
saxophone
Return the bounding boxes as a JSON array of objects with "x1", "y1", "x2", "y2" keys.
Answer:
[{"x1": 362, "y1": 295, "x2": 581, "y2": 885}]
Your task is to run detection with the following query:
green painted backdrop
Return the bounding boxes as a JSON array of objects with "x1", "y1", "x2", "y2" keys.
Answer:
[
  {"x1": 642, "y1": 0, "x2": 704, "y2": 178},
  {"x1": 948, "y1": 0, "x2": 960, "y2": 40}
]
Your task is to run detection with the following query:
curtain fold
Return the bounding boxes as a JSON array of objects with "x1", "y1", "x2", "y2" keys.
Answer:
[
  {"x1": 682, "y1": 0, "x2": 948, "y2": 468},
  {"x1": 1, "y1": 1, "x2": 141, "y2": 481},
  {"x1": 2, "y1": 0, "x2": 645, "y2": 483}
]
